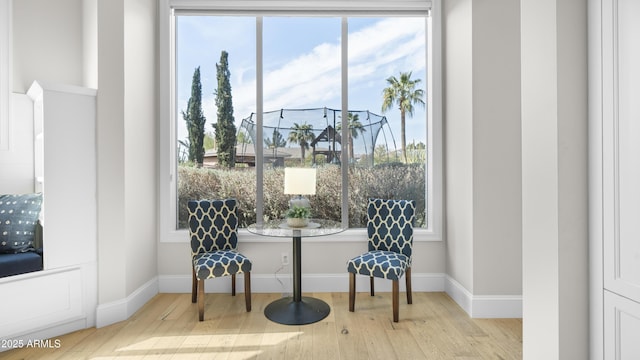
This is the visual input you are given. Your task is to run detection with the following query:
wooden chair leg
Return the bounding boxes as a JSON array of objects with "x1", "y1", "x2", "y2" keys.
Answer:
[
  {"x1": 198, "y1": 279, "x2": 205, "y2": 321},
  {"x1": 370, "y1": 276, "x2": 375, "y2": 296},
  {"x1": 349, "y1": 272, "x2": 356, "y2": 312},
  {"x1": 392, "y1": 280, "x2": 399, "y2": 322},
  {"x1": 406, "y1": 267, "x2": 413, "y2": 304},
  {"x1": 231, "y1": 273, "x2": 236, "y2": 296},
  {"x1": 244, "y1": 271, "x2": 252, "y2": 312},
  {"x1": 191, "y1": 267, "x2": 197, "y2": 303}
]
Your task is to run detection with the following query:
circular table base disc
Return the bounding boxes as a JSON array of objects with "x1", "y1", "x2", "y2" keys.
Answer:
[{"x1": 264, "y1": 296, "x2": 330, "y2": 325}]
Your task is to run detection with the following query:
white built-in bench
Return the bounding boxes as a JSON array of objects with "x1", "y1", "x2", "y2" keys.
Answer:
[{"x1": 0, "y1": 82, "x2": 97, "y2": 348}]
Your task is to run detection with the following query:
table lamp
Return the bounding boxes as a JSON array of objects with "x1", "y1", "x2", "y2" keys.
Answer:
[{"x1": 284, "y1": 167, "x2": 316, "y2": 209}]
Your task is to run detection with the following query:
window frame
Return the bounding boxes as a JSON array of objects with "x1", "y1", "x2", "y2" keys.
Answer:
[{"x1": 159, "y1": 0, "x2": 442, "y2": 243}]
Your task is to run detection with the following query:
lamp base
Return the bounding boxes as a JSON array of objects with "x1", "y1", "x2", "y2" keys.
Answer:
[{"x1": 289, "y1": 195, "x2": 310, "y2": 209}]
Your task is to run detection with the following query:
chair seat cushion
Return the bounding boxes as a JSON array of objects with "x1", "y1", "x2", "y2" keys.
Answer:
[
  {"x1": 193, "y1": 250, "x2": 252, "y2": 280},
  {"x1": 347, "y1": 250, "x2": 409, "y2": 281}
]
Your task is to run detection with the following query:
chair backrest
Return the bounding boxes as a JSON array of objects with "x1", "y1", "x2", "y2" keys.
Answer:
[
  {"x1": 187, "y1": 199, "x2": 238, "y2": 255},
  {"x1": 367, "y1": 198, "x2": 415, "y2": 258}
]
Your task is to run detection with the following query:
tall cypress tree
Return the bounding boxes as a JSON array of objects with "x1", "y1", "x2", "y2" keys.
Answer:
[
  {"x1": 214, "y1": 50, "x2": 236, "y2": 168},
  {"x1": 182, "y1": 66, "x2": 206, "y2": 166}
]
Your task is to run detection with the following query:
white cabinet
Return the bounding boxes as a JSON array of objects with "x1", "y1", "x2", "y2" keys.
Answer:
[
  {"x1": 591, "y1": 0, "x2": 640, "y2": 359},
  {"x1": 604, "y1": 291, "x2": 640, "y2": 359}
]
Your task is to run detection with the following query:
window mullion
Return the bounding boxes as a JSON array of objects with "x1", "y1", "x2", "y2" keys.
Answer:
[
  {"x1": 340, "y1": 17, "x2": 349, "y2": 228},
  {"x1": 256, "y1": 16, "x2": 264, "y2": 224}
]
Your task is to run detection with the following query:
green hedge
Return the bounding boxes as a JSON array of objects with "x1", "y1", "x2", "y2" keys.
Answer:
[{"x1": 178, "y1": 163, "x2": 426, "y2": 228}]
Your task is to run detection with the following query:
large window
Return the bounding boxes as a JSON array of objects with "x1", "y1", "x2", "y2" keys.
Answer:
[{"x1": 160, "y1": 0, "x2": 441, "y2": 242}]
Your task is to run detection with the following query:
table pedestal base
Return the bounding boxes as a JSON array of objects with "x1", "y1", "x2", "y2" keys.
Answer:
[{"x1": 264, "y1": 296, "x2": 330, "y2": 325}]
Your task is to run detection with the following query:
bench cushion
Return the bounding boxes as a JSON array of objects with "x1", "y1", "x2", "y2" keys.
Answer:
[{"x1": 0, "y1": 252, "x2": 43, "y2": 278}]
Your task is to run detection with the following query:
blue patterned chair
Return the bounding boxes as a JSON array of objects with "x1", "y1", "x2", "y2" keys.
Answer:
[
  {"x1": 188, "y1": 199, "x2": 252, "y2": 321},
  {"x1": 347, "y1": 198, "x2": 415, "y2": 322}
]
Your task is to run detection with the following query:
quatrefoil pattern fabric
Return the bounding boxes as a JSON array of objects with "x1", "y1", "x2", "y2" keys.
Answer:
[
  {"x1": 347, "y1": 199, "x2": 415, "y2": 281},
  {"x1": 188, "y1": 199, "x2": 252, "y2": 280},
  {"x1": 192, "y1": 250, "x2": 252, "y2": 280}
]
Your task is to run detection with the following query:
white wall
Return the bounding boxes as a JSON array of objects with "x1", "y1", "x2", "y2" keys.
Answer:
[
  {"x1": 95, "y1": 0, "x2": 158, "y2": 324},
  {"x1": 82, "y1": 0, "x2": 97, "y2": 89},
  {"x1": 123, "y1": 0, "x2": 158, "y2": 297},
  {"x1": 96, "y1": 0, "x2": 127, "y2": 305},
  {"x1": 444, "y1": 0, "x2": 474, "y2": 292},
  {"x1": 12, "y1": 0, "x2": 83, "y2": 93},
  {"x1": 444, "y1": 0, "x2": 523, "y2": 300},
  {"x1": 4, "y1": 0, "x2": 85, "y2": 193},
  {"x1": 158, "y1": 236, "x2": 448, "y2": 294},
  {"x1": 0, "y1": 94, "x2": 33, "y2": 193},
  {"x1": 521, "y1": 0, "x2": 589, "y2": 358},
  {"x1": 1, "y1": 0, "x2": 10, "y2": 153},
  {"x1": 471, "y1": 0, "x2": 522, "y2": 295}
]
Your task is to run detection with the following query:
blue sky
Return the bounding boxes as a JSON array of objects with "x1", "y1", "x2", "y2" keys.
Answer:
[{"x1": 176, "y1": 16, "x2": 427, "y2": 149}]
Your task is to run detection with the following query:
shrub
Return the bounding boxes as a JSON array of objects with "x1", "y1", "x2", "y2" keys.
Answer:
[{"x1": 177, "y1": 163, "x2": 426, "y2": 229}]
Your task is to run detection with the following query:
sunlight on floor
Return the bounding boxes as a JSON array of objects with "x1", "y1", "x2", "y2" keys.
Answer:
[{"x1": 107, "y1": 332, "x2": 304, "y2": 358}]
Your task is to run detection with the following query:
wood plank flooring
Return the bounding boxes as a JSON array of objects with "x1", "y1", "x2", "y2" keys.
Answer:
[{"x1": 1, "y1": 292, "x2": 522, "y2": 359}]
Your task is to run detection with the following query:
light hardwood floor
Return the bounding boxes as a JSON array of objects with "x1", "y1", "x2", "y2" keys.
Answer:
[{"x1": 2, "y1": 292, "x2": 522, "y2": 359}]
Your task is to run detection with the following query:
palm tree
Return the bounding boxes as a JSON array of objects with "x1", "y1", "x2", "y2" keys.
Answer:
[
  {"x1": 337, "y1": 113, "x2": 366, "y2": 163},
  {"x1": 264, "y1": 128, "x2": 287, "y2": 149},
  {"x1": 381, "y1": 71, "x2": 425, "y2": 163},
  {"x1": 237, "y1": 131, "x2": 252, "y2": 145},
  {"x1": 287, "y1": 123, "x2": 315, "y2": 163}
]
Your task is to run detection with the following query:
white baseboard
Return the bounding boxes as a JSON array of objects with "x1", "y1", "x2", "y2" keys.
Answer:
[
  {"x1": 96, "y1": 276, "x2": 159, "y2": 328},
  {"x1": 444, "y1": 275, "x2": 522, "y2": 318},
  {"x1": 471, "y1": 294, "x2": 522, "y2": 318},
  {"x1": 444, "y1": 275, "x2": 473, "y2": 314}
]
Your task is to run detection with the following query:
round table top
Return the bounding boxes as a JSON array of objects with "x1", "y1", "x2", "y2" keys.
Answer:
[{"x1": 247, "y1": 218, "x2": 345, "y2": 238}]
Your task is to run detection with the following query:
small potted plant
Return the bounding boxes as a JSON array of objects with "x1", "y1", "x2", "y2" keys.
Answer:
[{"x1": 285, "y1": 205, "x2": 311, "y2": 228}]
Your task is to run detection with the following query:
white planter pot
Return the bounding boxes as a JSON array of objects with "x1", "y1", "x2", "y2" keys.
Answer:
[{"x1": 286, "y1": 217, "x2": 309, "y2": 228}]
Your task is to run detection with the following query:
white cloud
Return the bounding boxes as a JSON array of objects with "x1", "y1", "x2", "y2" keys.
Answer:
[
  {"x1": 236, "y1": 17, "x2": 424, "y2": 115},
  {"x1": 178, "y1": 17, "x2": 427, "y2": 142}
]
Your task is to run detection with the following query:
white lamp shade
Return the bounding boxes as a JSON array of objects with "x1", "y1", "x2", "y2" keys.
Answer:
[{"x1": 284, "y1": 168, "x2": 317, "y2": 195}]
